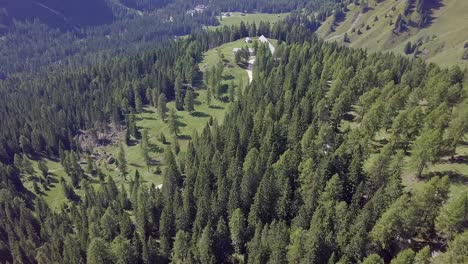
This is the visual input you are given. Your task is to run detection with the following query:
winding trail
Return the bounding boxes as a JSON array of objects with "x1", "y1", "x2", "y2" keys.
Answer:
[
  {"x1": 246, "y1": 56, "x2": 256, "y2": 83},
  {"x1": 32, "y1": 1, "x2": 68, "y2": 21},
  {"x1": 328, "y1": 13, "x2": 363, "y2": 41}
]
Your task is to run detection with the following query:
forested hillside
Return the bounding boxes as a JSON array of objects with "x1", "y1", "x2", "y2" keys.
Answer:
[
  {"x1": 1, "y1": 11, "x2": 467, "y2": 263},
  {"x1": 1, "y1": 0, "x2": 115, "y2": 29}
]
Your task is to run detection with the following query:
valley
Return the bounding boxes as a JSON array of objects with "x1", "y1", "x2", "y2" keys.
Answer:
[{"x1": 0, "y1": 1, "x2": 467, "y2": 263}]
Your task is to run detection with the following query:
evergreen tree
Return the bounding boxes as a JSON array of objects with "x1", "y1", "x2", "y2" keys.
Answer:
[
  {"x1": 436, "y1": 192, "x2": 468, "y2": 240},
  {"x1": 158, "y1": 93, "x2": 168, "y2": 121},
  {"x1": 171, "y1": 230, "x2": 191, "y2": 263},
  {"x1": 229, "y1": 208, "x2": 246, "y2": 255},
  {"x1": 141, "y1": 129, "x2": 151, "y2": 169},
  {"x1": 118, "y1": 143, "x2": 128, "y2": 179},
  {"x1": 87, "y1": 238, "x2": 115, "y2": 264},
  {"x1": 411, "y1": 128, "x2": 442, "y2": 177},
  {"x1": 184, "y1": 89, "x2": 194, "y2": 113},
  {"x1": 206, "y1": 86, "x2": 212, "y2": 107},
  {"x1": 362, "y1": 254, "x2": 384, "y2": 264},
  {"x1": 390, "y1": 249, "x2": 415, "y2": 264},
  {"x1": 168, "y1": 108, "x2": 180, "y2": 136},
  {"x1": 214, "y1": 217, "x2": 232, "y2": 261},
  {"x1": 198, "y1": 222, "x2": 215, "y2": 264},
  {"x1": 135, "y1": 93, "x2": 143, "y2": 115},
  {"x1": 440, "y1": 231, "x2": 468, "y2": 263},
  {"x1": 38, "y1": 159, "x2": 48, "y2": 178},
  {"x1": 111, "y1": 236, "x2": 138, "y2": 264},
  {"x1": 414, "y1": 246, "x2": 431, "y2": 264},
  {"x1": 404, "y1": 41, "x2": 412, "y2": 54},
  {"x1": 175, "y1": 76, "x2": 184, "y2": 110},
  {"x1": 228, "y1": 81, "x2": 235, "y2": 102}
]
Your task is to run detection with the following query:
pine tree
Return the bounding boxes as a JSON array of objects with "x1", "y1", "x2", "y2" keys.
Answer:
[
  {"x1": 435, "y1": 192, "x2": 468, "y2": 240},
  {"x1": 228, "y1": 81, "x2": 235, "y2": 102},
  {"x1": 198, "y1": 222, "x2": 215, "y2": 264},
  {"x1": 135, "y1": 93, "x2": 143, "y2": 115},
  {"x1": 87, "y1": 238, "x2": 114, "y2": 264},
  {"x1": 414, "y1": 246, "x2": 431, "y2": 264},
  {"x1": 404, "y1": 41, "x2": 412, "y2": 54},
  {"x1": 171, "y1": 230, "x2": 191, "y2": 263},
  {"x1": 159, "y1": 205, "x2": 174, "y2": 259},
  {"x1": 362, "y1": 254, "x2": 384, "y2": 264},
  {"x1": 184, "y1": 89, "x2": 194, "y2": 113},
  {"x1": 111, "y1": 236, "x2": 138, "y2": 264},
  {"x1": 214, "y1": 217, "x2": 232, "y2": 261},
  {"x1": 152, "y1": 89, "x2": 159, "y2": 108},
  {"x1": 141, "y1": 129, "x2": 150, "y2": 169},
  {"x1": 411, "y1": 128, "x2": 442, "y2": 178},
  {"x1": 168, "y1": 108, "x2": 180, "y2": 136},
  {"x1": 175, "y1": 76, "x2": 183, "y2": 110},
  {"x1": 206, "y1": 86, "x2": 212, "y2": 107},
  {"x1": 118, "y1": 143, "x2": 128, "y2": 179},
  {"x1": 38, "y1": 159, "x2": 48, "y2": 178},
  {"x1": 229, "y1": 208, "x2": 246, "y2": 255},
  {"x1": 158, "y1": 93, "x2": 168, "y2": 121},
  {"x1": 390, "y1": 249, "x2": 415, "y2": 264},
  {"x1": 441, "y1": 231, "x2": 468, "y2": 263},
  {"x1": 63, "y1": 235, "x2": 84, "y2": 264}
]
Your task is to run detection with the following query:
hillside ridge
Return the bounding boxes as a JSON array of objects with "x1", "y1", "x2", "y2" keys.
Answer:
[{"x1": 318, "y1": 0, "x2": 468, "y2": 68}]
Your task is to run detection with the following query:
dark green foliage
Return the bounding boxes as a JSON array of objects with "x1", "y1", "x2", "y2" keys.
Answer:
[
  {"x1": 87, "y1": 237, "x2": 115, "y2": 264},
  {"x1": 168, "y1": 108, "x2": 180, "y2": 136},
  {"x1": 158, "y1": 93, "x2": 168, "y2": 121},
  {"x1": 440, "y1": 231, "x2": 468, "y2": 263},
  {"x1": 141, "y1": 129, "x2": 150, "y2": 169},
  {"x1": 184, "y1": 89, "x2": 195, "y2": 113},
  {"x1": 117, "y1": 143, "x2": 127, "y2": 179},
  {"x1": 404, "y1": 41, "x2": 412, "y2": 54},
  {"x1": 0, "y1": 12, "x2": 466, "y2": 264},
  {"x1": 463, "y1": 49, "x2": 468, "y2": 60}
]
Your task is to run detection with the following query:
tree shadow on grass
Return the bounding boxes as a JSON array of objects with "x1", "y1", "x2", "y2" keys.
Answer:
[
  {"x1": 342, "y1": 113, "x2": 355, "y2": 122},
  {"x1": 209, "y1": 105, "x2": 224, "y2": 110},
  {"x1": 439, "y1": 155, "x2": 468, "y2": 165},
  {"x1": 129, "y1": 163, "x2": 144, "y2": 168},
  {"x1": 47, "y1": 176, "x2": 59, "y2": 184},
  {"x1": 223, "y1": 74, "x2": 235, "y2": 81},
  {"x1": 176, "y1": 120, "x2": 187, "y2": 128},
  {"x1": 191, "y1": 111, "x2": 210, "y2": 118},
  {"x1": 178, "y1": 135, "x2": 192, "y2": 141},
  {"x1": 423, "y1": 170, "x2": 468, "y2": 184},
  {"x1": 142, "y1": 108, "x2": 154, "y2": 114},
  {"x1": 149, "y1": 144, "x2": 163, "y2": 153},
  {"x1": 149, "y1": 159, "x2": 161, "y2": 167},
  {"x1": 126, "y1": 139, "x2": 139, "y2": 147},
  {"x1": 86, "y1": 177, "x2": 101, "y2": 184}
]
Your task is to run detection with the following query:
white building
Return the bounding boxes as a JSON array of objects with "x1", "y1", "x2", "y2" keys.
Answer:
[{"x1": 259, "y1": 35, "x2": 275, "y2": 54}]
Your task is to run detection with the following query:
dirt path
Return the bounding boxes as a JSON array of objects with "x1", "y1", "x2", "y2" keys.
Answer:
[
  {"x1": 246, "y1": 56, "x2": 256, "y2": 83},
  {"x1": 328, "y1": 13, "x2": 363, "y2": 41}
]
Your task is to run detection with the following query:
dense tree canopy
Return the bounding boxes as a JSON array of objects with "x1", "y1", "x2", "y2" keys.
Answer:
[{"x1": 0, "y1": 4, "x2": 467, "y2": 264}]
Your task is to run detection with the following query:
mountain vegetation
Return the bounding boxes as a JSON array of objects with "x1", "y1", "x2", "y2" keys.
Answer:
[
  {"x1": 317, "y1": 0, "x2": 468, "y2": 68},
  {"x1": 0, "y1": 1, "x2": 467, "y2": 263}
]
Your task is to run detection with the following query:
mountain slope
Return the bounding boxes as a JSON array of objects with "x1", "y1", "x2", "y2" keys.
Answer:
[
  {"x1": 317, "y1": 0, "x2": 468, "y2": 68},
  {"x1": 1, "y1": 0, "x2": 115, "y2": 29}
]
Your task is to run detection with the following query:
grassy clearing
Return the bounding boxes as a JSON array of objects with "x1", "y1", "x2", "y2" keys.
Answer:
[
  {"x1": 401, "y1": 139, "x2": 468, "y2": 197},
  {"x1": 209, "y1": 12, "x2": 288, "y2": 29},
  {"x1": 26, "y1": 38, "x2": 257, "y2": 209},
  {"x1": 363, "y1": 132, "x2": 468, "y2": 205}
]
